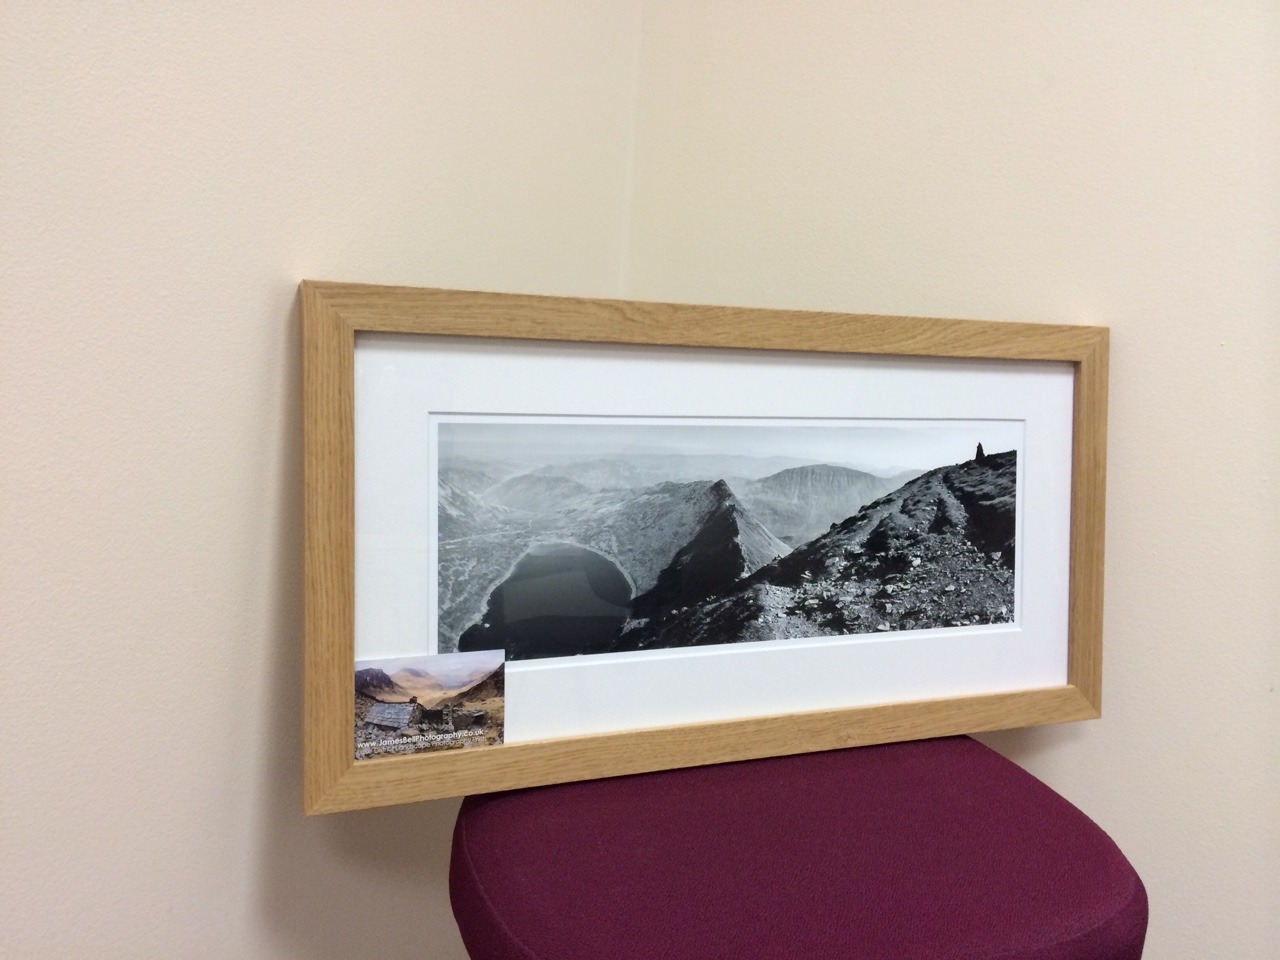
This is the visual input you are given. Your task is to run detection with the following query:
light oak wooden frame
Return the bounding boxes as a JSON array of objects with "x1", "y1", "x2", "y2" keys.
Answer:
[{"x1": 302, "y1": 281, "x2": 1108, "y2": 815}]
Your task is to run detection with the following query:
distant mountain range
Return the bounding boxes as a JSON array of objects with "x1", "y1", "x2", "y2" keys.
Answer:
[
  {"x1": 355, "y1": 660, "x2": 502, "y2": 707},
  {"x1": 485, "y1": 474, "x2": 593, "y2": 512},
  {"x1": 526, "y1": 454, "x2": 858, "y2": 490},
  {"x1": 439, "y1": 456, "x2": 527, "y2": 492},
  {"x1": 737, "y1": 463, "x2": 921, "y2": 545},
  {"x1": 442, "y1": 663, "x2": 504, "y2": 706}
]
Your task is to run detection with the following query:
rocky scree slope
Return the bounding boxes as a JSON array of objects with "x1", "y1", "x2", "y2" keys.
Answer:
[{"x1": 618, "y1": 451, "x2": 1017, "y2": 650}]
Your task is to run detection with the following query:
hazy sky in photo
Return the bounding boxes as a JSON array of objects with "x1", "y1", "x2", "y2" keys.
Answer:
[
  {"x1": 359, "y1": 649, "x2": 503, "y2": 685},
  {"x1": 437, "y1": 416, "x2": 1022, "y2": 475}
]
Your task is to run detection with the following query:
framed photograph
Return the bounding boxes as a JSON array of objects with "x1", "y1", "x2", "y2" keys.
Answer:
[{"x1": 303, "y1": 281, "x2": 1107, "y2": 814}]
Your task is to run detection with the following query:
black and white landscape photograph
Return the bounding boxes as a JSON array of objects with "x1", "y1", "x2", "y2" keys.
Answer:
[{"x1": 435, "y1": 418, "x2": 1020, "y2": 661}]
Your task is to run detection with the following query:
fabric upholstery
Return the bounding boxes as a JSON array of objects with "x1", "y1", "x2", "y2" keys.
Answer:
[{"x1": 450, "y1": 736, "x2": 1147, "y2": 960}]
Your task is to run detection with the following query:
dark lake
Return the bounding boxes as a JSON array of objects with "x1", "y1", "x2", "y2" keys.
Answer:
[{"x1": 457, "y1": 542, "x2": 632, "y2": 660}]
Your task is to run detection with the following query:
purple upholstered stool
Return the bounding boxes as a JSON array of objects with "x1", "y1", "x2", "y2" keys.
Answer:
[{"x1": 450, "y1": 736, "x2": 1147, "y2": 960}]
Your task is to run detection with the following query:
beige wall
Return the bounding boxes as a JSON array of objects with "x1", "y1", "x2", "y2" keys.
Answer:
[{"x1": 3, "y1": 3, "x2": 1276, "y2": 958}]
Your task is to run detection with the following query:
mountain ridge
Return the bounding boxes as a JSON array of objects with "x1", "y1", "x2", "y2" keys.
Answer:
[
  {"x1": 624, "y1": 480, "x2": 789, "y2": 629},
  {"x1": 620, "y1": 451, "x2": 1017, "y2": 650}
]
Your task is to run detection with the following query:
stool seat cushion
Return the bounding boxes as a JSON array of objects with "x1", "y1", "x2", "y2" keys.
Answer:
[{"x1": 450, "y1": 736, "x2": 1147, "y2": 960}]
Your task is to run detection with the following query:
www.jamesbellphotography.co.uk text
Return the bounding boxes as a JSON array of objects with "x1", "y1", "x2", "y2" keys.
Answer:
[{"x1": 435, "y1": 418, "x2": 1021, "y2": 661}]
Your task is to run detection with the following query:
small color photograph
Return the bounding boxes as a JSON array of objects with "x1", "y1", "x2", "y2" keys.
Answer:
[{"x1": 354, "y1": 650, "x2": 504, "y2": 760}]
